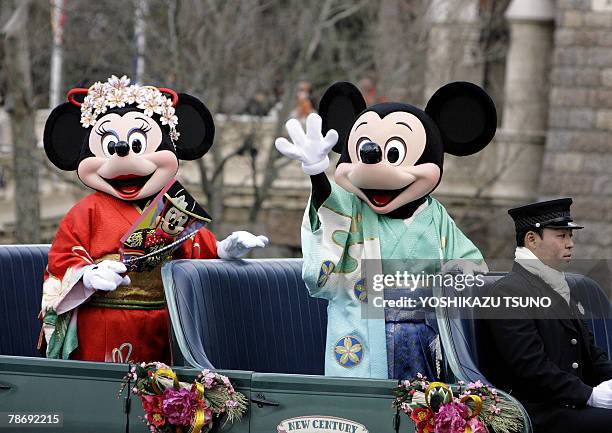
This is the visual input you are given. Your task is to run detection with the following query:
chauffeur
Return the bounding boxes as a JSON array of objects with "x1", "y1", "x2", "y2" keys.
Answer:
[{"x1": 480, "y1": 198, "x2": 612, "y2": 433}]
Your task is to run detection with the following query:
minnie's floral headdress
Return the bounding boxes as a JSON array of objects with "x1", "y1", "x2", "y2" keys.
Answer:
[{"x1": 67, "y1": 75, "x2": 180, "y2": 142}]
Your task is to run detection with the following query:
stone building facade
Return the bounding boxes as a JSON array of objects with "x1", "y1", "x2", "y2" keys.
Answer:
[{"x1": 541, "y1": 0, "x2": 612, "y2": 259}]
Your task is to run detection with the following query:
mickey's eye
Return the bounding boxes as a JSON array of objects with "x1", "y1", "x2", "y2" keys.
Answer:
[
  {"x1": 101, "y1": 133, "x2": 119, "y2": 158},
  {"x1": 356, "y1": 137, "x2": 373, "y2": 161},
  {"x1": 128, "y1": 131, "x2": 147, "y2": 155},
  {"x1": 385, "y1": 137, "x2": 406, "y2": 165}
]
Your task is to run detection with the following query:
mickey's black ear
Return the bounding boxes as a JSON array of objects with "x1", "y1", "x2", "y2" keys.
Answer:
[
  {"x1": 43, "y1": 102, "x2": 88, "y2": 171},
  {"x1": 174, "y1": 93, "x2": 215, "y2": 160},
  {"x1": 319, "y1": 82, "x2": 367, "y2": 154},
  {"x1": 425, "y1": 82, "x2": 497, "y2": 156}
]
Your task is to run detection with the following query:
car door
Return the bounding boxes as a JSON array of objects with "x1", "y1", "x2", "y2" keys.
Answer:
[
  {"x1": 0, "y1": 355, "x2": 252, "y2": 433},
  {"x1": 249, "y1": 373, "x2": 412, "y2": 433}
]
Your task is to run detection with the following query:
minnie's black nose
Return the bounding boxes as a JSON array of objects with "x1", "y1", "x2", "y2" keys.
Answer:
[
  {"x1": 359, "y1": 142, "x2": 382, "y2": 164},
  {"x1": 115, "y1": 141, "x2": 130, "y2": 157}
]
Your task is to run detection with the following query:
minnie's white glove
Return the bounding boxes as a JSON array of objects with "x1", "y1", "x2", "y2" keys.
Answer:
[
  {"x1": 275, "y1": 113, "x2": 339, "y2": 175},
  {"x1": 82, "y1": 260, "x2": 131, "y2": 292},
  {"x1": 441, "y1": 259, "x2": 489, "y2": 276},
  {"x1": 217, "y1": 231, "x2": 269, "y2": 260},
  {"x1": 588, "y1": 379, "x2": 612, "y2": 409}
]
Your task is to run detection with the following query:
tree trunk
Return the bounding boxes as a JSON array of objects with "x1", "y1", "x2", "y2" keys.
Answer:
[{"x1": 2, "y1": 0, "x2": 40, "y2": 243}]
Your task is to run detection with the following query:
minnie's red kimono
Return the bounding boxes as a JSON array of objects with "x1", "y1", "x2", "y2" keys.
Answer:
[{"x1": 40, "y1": 191, "x2": 217, "y2": 363}]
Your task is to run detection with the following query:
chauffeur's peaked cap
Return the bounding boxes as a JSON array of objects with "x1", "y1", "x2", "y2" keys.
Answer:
[{"x1": 508, "y1": 198, "x2": 584, "y2": 232}]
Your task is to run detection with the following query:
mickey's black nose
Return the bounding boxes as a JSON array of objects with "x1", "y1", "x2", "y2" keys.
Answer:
[
  {"x1": 359, "y1": 142, "x2": 382, "y2": 164},
  {"x1": 115, "y1": 141, "x2": 130, "y2": 157}
]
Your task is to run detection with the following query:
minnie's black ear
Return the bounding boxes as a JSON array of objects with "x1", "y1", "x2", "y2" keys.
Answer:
[
  {"x1": 43, "y1": 102, "x2": 88, "y2": 171},
  {"x1": 174, "y1": 93, "x2": 215, "y2": 160},
  {"x1": 425, "y1": 82, "x2": 497, "y2": 156},
  {"x1": 319, "y1": 82, "x2": 367, "y2": 154}
]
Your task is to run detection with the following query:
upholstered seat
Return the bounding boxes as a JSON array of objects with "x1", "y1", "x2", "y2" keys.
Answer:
[
  {"x1": 162, "y1": 258, "x2": 328, "y2": 374},
  {"x1": 0, "y1": 245, "x2": 49, "y2": 357}
]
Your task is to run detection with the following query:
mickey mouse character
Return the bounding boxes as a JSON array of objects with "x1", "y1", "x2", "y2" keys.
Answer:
[
  {"x1": 40, "y1": 75, "x2": 268, "y2": 363},
  {"x1": 275, "y1": 81, "x2": 496, "y2": 379}
]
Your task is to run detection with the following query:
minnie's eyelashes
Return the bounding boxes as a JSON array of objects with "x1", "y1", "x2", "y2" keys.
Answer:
[
  {"x1": 139, "y1": 121, "x2": 152, "y2": 133},
  {"x1": 95, "y1": 122, "x2": 150, "y2": 137},
  {"x1": 95, "y1": 124, "x2": 109, "y2": 136}
]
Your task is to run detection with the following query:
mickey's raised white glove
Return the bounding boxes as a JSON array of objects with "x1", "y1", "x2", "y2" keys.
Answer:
[
  {"x1": 83, "y1": 260, "x2": 131, "y2": 292},
  {"x1": 441, "y1": 259, "x2": 489, "y2": 276},
  {"x1": 217, "y1": 231, "x2": 269, "y2": 260},
  {"x1": 275, "y1": 113, "x2": 339, "y2": 176},
  {"x1": 588, "y1": 379, "x2": 612, "y2": 409}
]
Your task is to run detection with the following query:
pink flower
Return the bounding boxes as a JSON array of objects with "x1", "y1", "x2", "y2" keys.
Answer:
[
  {"x1": 161, "y1": 388, "x2": 197, "y2": 426},
  {"x1": 467, "y1": 380, "x2": 484, "y2": 390},
  {"x1": 466, "y1": 418, "x2": 487, "y2": 433},
  {"x1": 202, "y1": 371, "x2": 216, "y2": 388},
  {"x1": 226, "y1": 400, "x2": 239, "y2": 408},
  {"x1": 435, "y1": 403, "x2": 468, "y2": 433},
  {"x1": 221, "y1": 375, "x2": 235, "y2": 394}
]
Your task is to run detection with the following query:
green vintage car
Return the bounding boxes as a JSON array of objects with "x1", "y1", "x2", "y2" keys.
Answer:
[{"x1": 0, "y1": 245, "x2": 542, "y2": 433}]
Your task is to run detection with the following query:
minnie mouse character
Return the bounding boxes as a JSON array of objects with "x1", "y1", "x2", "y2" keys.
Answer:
[
  {"x1": 41, "y1": 75, "x2": 268, "y2": 363},
  {"x1": 275, "y1": 81, "x2": 496, "y2": 379}
]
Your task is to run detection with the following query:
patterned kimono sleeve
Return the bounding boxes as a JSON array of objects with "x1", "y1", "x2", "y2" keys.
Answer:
[
  {"x1": 42, "y1": 203, "x2": 96, "y2": 358},
  {"x1": 433, "y1": 199, "x2": 484, "y2": 262},
  {"x1": 175, "y1": 227, "x2": 218, "y2": 259},
  {"x1": 301, "y1": 181, "x2": 356, "y2": 300},
  {"x1": 44, "y1": 206, "x2": 97, "y2": 313}
]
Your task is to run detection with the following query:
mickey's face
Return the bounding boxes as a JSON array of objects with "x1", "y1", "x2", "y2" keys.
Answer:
[
  {"x1": 319, "y1": 81, "x2": 497, "y2": 219},
  {"x1": 77, "y1": 111, "x2": 178, "y2": 200},
  {"x1": 335, "y1": 110, "x2": 441, "y2": 214}
]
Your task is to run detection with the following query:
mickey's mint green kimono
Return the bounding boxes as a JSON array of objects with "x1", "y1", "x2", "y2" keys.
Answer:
[{"x1": 302, "y1": 181, "x2": 484, "y2": 379}]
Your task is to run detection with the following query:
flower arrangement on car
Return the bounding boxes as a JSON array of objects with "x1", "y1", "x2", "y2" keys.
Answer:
[
  {"x1": 393, "y1": 374, "x2": 524, "y2": 433},
  {"x1": 120, "y1": 362, "x2": 248, "y2": 433}
]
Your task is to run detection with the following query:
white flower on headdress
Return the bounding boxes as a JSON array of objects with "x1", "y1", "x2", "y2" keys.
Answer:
[
  {"x1": 93, "y1": 102, "x2": 108, "y2": 116},
  {"x1": 138, "y1": 91, "x2": 162, "y2": 117},
  {"x1": 160, "y1": 106, "x2": 178, "y2": 128},
  {"x1": 125, "y1": 85, "x2": 142, "y2": 105},
  {"x1": 78, "y1": 75, "x2": 180, "y2": 140},
  {"x1": 108, "y1": 75, "x2": 130, "y2": 90},
  {"x1": 83, "y1": 94, "x2": 95, "y2": 107},
  {"x1": 81, "y1": 111, "x2": 96, "y2": 128},
  {"x1": 107, "y1": 88, "x2": 126, "y2": 108},
  {"x1": 153, "y1": 96, "x2": 166, "y2": 115},
  {"x1": 89, "y1": 82, "x2": 105, "y2": 99},
  {"x1": 161, "y1": 97, "x2": 173, "y2": 110}
]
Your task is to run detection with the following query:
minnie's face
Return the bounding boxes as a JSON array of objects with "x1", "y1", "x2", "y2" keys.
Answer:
[
  {"x1": 77, "y1": 111, "x2": 178, "y2": 200},
  {"x1": 160, "y1": 206, "x2": 189, "y2": 235},
  {"x1": 334, "y1": 110, "x2": 441, "y2": 214}
]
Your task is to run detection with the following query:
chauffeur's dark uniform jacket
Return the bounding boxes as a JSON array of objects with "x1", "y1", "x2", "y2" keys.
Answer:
[{"x1": 479, "y1": 263, "x2": 612, "y2": 433}]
